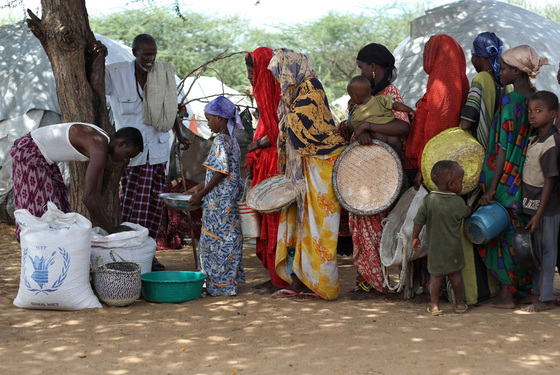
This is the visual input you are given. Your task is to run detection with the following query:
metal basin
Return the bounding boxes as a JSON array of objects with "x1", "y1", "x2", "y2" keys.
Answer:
[{"x1": 159, "y1": 193, "x2": 202, "y2": 211}]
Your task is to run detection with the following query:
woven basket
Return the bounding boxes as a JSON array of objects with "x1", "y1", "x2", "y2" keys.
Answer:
[
  {"x1": 246, "y1": 175, "x2": 297, "y2": 213},
  {"x1": 332, "y1": 140, "x2": 403, "y2": 215},
  {"x1": 91, "y1": 251, "x2": 141, "y2": 307},
  {"x1": 421, "y1": 127, "x2": 485, "y2": 195}
]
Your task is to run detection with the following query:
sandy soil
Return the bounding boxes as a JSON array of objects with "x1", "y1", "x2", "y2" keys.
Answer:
[{"x1": 1, "y1": 222, "x2": 560, "y2": 375}]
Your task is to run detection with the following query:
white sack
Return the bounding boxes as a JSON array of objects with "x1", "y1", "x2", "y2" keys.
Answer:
[
  {"x1": 380, "y1": 186, "x2": 428, "y2": 267},
  {"x1": 13, "y1": 202, "x2": 101, "y2": 310},
  {"x1": 90, "y1": 223, "x2": 156, "y2": 274}
]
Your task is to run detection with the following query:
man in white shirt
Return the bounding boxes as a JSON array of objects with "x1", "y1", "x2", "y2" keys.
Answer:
[{"x1": 97, "y1": 34, "x2": 188, "y2": 271}]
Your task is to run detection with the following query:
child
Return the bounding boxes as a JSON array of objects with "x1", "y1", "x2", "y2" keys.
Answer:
[
  {"x1": 187, "y1": 96, "x2": 245, "y2": 296},
  {"x1": 412, "y1": 160, "x2": 470, "y2": 315},
  {"x1": 347, "y1": 75, "x2": 414, "y2": 155},
  {"x1": 477, "y1": 45, "x2": 548, "y2": 309},
  {"x1": 520, "y1": 91, "x2": 560, "y2": 312}
]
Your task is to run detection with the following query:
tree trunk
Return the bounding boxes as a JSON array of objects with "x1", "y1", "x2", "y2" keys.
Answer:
[{"x1": 26, "y1": 0, "x2": 124, "y2": 226}]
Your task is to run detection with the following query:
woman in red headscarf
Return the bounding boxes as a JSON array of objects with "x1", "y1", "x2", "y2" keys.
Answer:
[
  {"x1": 405, "y1": 34, "x2": 470, "y2": 188},
  {"x1": 244, "y1": 47, "x2": 289, "y2": 293}
]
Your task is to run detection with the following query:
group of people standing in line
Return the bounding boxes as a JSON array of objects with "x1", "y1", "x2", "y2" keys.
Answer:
[
  {"x1": 238, "y1": 31, "x2": 560, "y2": 313},
  {"x1": 10, "y1": 31, "x2": 560, "y2": 313}
]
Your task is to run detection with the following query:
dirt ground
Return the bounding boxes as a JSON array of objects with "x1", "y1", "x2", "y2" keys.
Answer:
[{"x1": 1, "y1": 223, "x2": 560, "y2": 375}]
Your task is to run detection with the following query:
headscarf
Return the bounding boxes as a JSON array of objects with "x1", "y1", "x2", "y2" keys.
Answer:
[
  {"x1": 356, "y1": 43, "x2": 397, "y2": 96},
  {"x1": 268, "y1": 48, "x2": 343, "y2": 232},
  {"x1": 244, "y1": 47, "x2": 281, "y2": 168},
  {"x1": 501, "y1": 45, "x2": 549, "y2": 89},
  {"x1": 204, "y1": 96, "x2": 244, "y2": 159},
  {"x1": 405, "y1": 34, "x2": 470, "y2": 169},
  {"x1": 471, "y1": 32, "x2": 503, "y2": 82},
  {"x1": 267, "y1": 48, "x2": 317, "y2": 108}
]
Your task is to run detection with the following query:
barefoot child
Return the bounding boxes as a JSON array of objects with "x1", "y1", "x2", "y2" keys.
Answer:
[
  {"x1": 347, "y1": 75, "x2": 414, "y2": 155},
  {"x1": 521, "y1": 91, "x2": 560, "y2": 312},
  {"x1": 412, "y1": 160, "x2": 470, "y2": 315},
  {"x1": 477, "y1": 45, "x2": 548, "y2": 309},
  {"x1": 187, "y1": 96, "x2": 245, "y2": 296}
]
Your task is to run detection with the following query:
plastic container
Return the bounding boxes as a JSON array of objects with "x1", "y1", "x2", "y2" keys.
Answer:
[
  {"x1": 464, "y1": 202, "x2": 510, "y2": 244},
  {"x1": 141, "y1": 271, "x2": 207, "y2": 303}
]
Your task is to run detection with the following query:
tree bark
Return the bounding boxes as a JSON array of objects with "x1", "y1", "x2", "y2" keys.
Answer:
[{"x1": 26, "y1": 0, "x2": 124, "y2": 226}]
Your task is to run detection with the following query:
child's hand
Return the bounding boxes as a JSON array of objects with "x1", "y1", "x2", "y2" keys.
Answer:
[
  {"x1": 188, "y1": 191, "x2": 203, "y2": 206},
  {"x1": 186, "y1": 183, "x2": 203, "y2": 195},
  {"x1": 525, "y1": 214, "x2": 541, "y2": 233},
  {"x1": 412, "y1": 238, "x2": 421, "y2": 251}
]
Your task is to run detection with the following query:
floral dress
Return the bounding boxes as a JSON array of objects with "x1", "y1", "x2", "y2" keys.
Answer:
[{"x1": 198, "y1": 134, "x2": 245, "y2": 296}]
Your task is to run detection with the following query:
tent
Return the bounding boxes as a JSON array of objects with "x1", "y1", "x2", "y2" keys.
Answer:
[
  {"x1": 0, "y1": 22, "x2": 139, "y2": 219},
  {"x1": 393, "y1": 0, "x2": 560, "y2": 107}
]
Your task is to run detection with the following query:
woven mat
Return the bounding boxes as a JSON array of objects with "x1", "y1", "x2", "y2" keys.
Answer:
[
  {"x1": 246, "y1": 175, "x2": 296, "y2": 213},
  {"x1": 421, "y1": 128, "x2": 485, "y2": 195},
  {"x1": 333, "y1": 141, "x2": 403, "y2": 215}
]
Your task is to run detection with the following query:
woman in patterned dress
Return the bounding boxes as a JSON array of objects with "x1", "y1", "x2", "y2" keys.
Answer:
[
  {"x1": 268, "y1": 49, "x2": 345, "y2": 301},
  {"x1": 187, "y1": 96, "x2": 245, "y2": 296}
]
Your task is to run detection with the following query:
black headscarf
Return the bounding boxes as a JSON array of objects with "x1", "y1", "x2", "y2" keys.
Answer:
[{"x1": 356, "y1": 43, "x2": 397, "y2": 96}]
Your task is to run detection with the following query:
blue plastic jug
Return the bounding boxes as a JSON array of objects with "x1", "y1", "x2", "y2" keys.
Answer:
[{"x1": 464, "y1": 202, "x2": 510, "y2": 244}]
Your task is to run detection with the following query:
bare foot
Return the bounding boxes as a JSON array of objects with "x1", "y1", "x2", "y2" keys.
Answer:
[
  {"x1": 253, "y1": 280, "x2": 273, "y2": 290},
  {"x1": 522, "y1": 301, "x2": 555, "y2": 312},
  {"x1": 518, "y1": 294, "x2": 538, "y2": 304},
  {"x1": 481, "y1": 296, "x2": 515, "y2": 309},
  {"x1": 293, "y1": 291, "x2": 321, "y2": 302},
  {"x1": 253, "y1": 282, "x2": 280, "y2": 295},
  {"x1": 481, "y1": 285, "x2": 516, "y2": 309}
]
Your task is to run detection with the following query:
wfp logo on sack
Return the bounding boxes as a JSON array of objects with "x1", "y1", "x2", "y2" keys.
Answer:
[{"x1": 22, "y1": 246, "x2": 70, "y2": 295}]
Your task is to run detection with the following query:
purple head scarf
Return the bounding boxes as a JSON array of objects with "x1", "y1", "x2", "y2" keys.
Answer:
[
  {"x1": 204, "y1": 96, "x2": 244, "y2": 157},
  {"x1": 471, "y1": 32, "x2": 503, "y2": 82}
]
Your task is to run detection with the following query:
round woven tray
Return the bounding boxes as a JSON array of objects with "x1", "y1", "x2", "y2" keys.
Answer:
[
  {"x1": 332, "y1": 140, "x2": 403, "y2": 216},
  {"x1": 421, "y1": 127, "x2": 485, "y2": 195},
  {"x1": 246, "y1": 175, "x2": 297, "y2": 213}
]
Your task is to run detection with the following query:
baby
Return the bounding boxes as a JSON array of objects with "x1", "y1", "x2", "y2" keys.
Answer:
[{"x1": 347, "y1": 75, "x2": 414, "y2": 155}]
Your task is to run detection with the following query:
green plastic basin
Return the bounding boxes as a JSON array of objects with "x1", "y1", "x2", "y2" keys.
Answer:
[{"x1": 141, "y1": 271, "x2": 207, "y2": 303}]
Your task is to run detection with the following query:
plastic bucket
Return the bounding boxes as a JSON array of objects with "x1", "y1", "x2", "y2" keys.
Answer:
[
  {"x1": 141, "y1": 271, "x2": 207, "y2": 303},
  {"x1": 239, "y1": 202, "x2": 261, "y2": 238},
  {"x1": 464, "y1": 202, "x2": 510, "y2": 244}
]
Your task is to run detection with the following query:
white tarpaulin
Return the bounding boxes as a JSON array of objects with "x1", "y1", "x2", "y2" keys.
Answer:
[{"x1": 393, "y1": 0, "x2": 560, "y2": 107}]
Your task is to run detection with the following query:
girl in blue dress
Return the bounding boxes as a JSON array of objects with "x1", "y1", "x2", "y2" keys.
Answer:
[{"x1": 187, "y1": 96, "x2": 245, "y2": 296}]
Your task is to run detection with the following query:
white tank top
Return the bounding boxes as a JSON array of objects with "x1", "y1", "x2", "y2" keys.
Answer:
[{"x1": 31, "y1": 122, "x2": 110, "y2": 165}]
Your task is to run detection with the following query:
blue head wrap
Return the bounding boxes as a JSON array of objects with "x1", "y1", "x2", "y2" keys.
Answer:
[
  {"x1": 471, "y1": 32, "x2": 503, "y2": 82},
  {"x1": 204, "y1": 96, "x2": 244, "y2": 157}
]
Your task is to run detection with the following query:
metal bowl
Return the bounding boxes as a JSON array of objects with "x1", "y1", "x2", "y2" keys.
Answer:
[
  {"x1": 513, "y1": 227, "x2": 540, "y2": 271},
  {"x1": 159, "y1": 193, "x2": 202, "y2": 211}
]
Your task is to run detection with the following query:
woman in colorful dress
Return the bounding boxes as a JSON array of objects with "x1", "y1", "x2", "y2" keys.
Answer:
[
  {"x1": 268, "y1": 49, "x2": 345, "y2": 301},
  {"x1": 187, "y1": 96, "x2": 245, "y2": 296},
  {"x1": 244, "y1": 47, "x2": 289, "y2": 294},
  {"x1": 457, "y1": 32, "x2": 508, "y2": 306},
  {"x1": 342, "y1": 43, "x2": 411, "y2": 299},
  {"x1": 478, "y1": 45, "x2": 548, "y2": 308}
]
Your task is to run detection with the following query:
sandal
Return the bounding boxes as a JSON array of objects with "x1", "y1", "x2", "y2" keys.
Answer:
[
  {"x1": 427, "y1": 307, "x2": 443, "y2": 316},
  {"x1": 270, "y1": 289, "x2": 298, "y2": 299},
  {"x1": 455, "y1": 305, "x2": 469, "y2": 314},
  {"x1": 293, "y1": 292, "x2": 322, "y2": 302}
]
